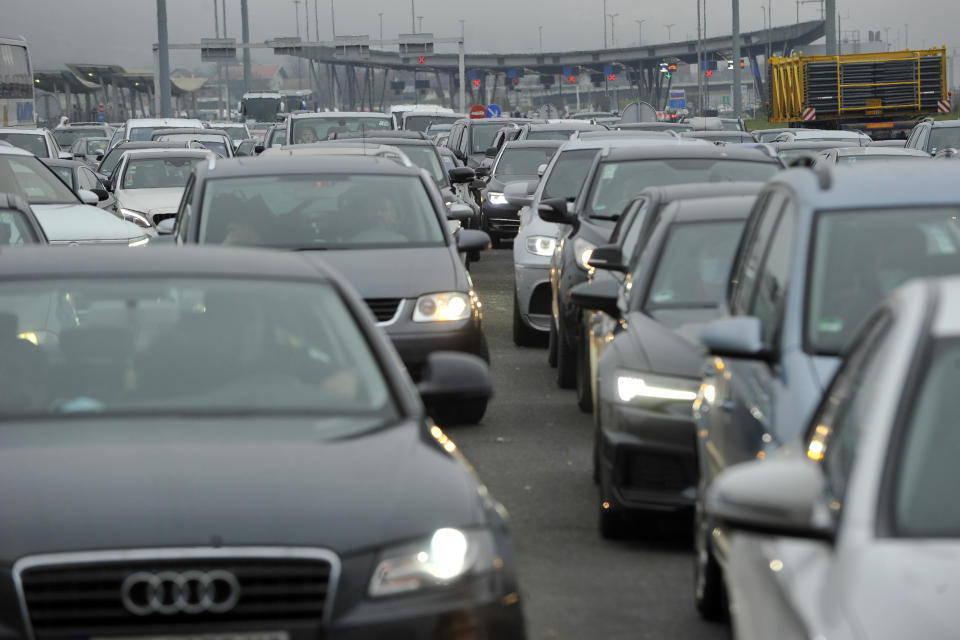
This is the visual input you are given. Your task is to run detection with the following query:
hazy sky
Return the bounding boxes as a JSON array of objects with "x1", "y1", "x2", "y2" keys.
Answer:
[{"x1": 4, "y1": 0, "x2": 955, "y2": 71}]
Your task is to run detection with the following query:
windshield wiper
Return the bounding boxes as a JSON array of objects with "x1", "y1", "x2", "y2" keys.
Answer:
[{"x1": 589, "y1": 213, "x2": 620, "y2": 220}]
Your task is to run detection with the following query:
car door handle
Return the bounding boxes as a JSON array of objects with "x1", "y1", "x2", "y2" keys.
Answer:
[{"x1": 720, "y1": 399, "x2": 737, "y2": 412}]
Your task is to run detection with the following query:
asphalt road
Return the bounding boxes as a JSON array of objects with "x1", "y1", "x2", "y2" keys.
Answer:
[{"x1": 448, "y1": 248, "x2": 730, "y2": 640}]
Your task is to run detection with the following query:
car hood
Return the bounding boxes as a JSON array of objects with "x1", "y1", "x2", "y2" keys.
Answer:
[
  {"x1": 116, "y1": 187, "x2": 184, "y2": 214},
  {"x1": 0, "y1": 418, "x2": 485, "y2": 561},
  {"x1": 32, "y1": 203, "x2": 144, "y2": 243},
  {"x1": 623, "y1": 311, "x2": 709, "y2": 378},
  {"x1": 298, "y1": 246, "x2": 462, "y2": 299}
]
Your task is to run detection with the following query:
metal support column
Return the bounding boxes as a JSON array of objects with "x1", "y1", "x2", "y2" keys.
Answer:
[
  {"x1": 732, "y1": 0, "x2": 742, "y2": 116},
  {"x1": 156, "y1": 0, "x2": 172, "y2": 117},
  {"x1": 241, "y1": 0, "x2": 251, "y2": 95}
]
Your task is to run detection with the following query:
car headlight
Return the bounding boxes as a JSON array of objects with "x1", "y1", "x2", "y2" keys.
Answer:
[
  {"x1": 526, "y1": 235, "x2": 557, "y2": 256},
  {"x1": 573, "y1": 237, "x2": 596, "y2": 271},
  {"x1": 368, "y1": 528, "x2": 498, "y2": 597},
  {"x1": 128, "y1": 236, "x2": 150, "y2": 247},
  {"x1": 118, "y1": 208, "x2": 153, "y2": 229},
  {"x1": 413, "y1": 292, "x2": 472, "y2": 322},
  {"x1": 487, "y1": 191, "x2": 508, "y2": 206},
  {"x1": 615, "y1": 370, "x2": 700, "y2": 407}
]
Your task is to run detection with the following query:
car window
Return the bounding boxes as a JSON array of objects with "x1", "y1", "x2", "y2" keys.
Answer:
[
  {"x1": 926, "y1": 127, "x2": 960, "y2": 155},
  {"x1": 198, "y1": 174, "x2": 444, "y2": 248},
  {"x1": 49, "y1": 165, "x2": 73, "y2": 187},
  {"x1": 0, "y1": 132, "x2": 48, "y2": 157},
  {"x1": 0, "y1": 209, "x2": 41, "y2": 245},
  {"x1": 540, "y1": 149, "x2": 600, "y2": 201},
  {"x1": 395, "y1": 145, "x2": 446, "y2": 186},
  {"x1": 749, "y1": 207, "x2": 795, "y2": 347},
  {"x1": 0, "y1": 278, "x2": 397, "y2": 424},
  {"x1": 121, "y1": 157, "x2": 205, "y2": 190},
  {"x1": 731, "y1": 191, "x2": 785, "y2": 314},
  {"x1": 0, "y1": 156, "x2": 78, "y2": 204},
  {"x1": 807, "y1": 206, "x2": 960, "y2": 354},
  {"x1": 470, "y1": 123, "x2": 508, "y2": 154},
  {"x1": 176, "y1": 175, "x2": 194, "y2": 243},
  {"x1": 494, "y1": 147, "x2": 559, "y2": 180},
  {"x1": 290, "y1": 117, "x2": 392, "y2": 143},
  {"x1": 78, "y1": 167, "x2": 100, "y2": 191}
]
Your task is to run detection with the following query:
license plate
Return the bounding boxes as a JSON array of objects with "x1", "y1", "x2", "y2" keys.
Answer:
[{"x1": 92, "y1": 633, "x2": 289, "y2": 640}]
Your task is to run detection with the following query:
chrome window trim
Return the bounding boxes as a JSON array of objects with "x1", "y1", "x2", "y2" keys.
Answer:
[{"x1": 12, "y1": 545, "x2": 342, "y2": 640}]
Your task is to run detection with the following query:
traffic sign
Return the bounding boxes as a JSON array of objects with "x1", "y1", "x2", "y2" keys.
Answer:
[
  {"x1": 469, "y1": 104, "x2": 487, "y2": 119},
  {"x1": 486, "y1": 104, "x2": 502, "y2": 118},
  {"x1": 97, "y1": 103, "x2": 105, "y2": 114},
  {"x1": 96, "y1": 113, "x2": 105, "y2": 122}
]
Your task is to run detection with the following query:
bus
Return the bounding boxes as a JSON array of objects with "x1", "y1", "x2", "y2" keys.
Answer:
[
  {"x1": 0, "y1": 35, "x2": 35, "y2": 127},
  {"x1": 239, "y1": 92, "x2": 283, "y2": 123}
]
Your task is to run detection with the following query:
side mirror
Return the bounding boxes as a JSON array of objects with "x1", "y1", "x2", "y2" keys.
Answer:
[
  {"x1": 537, "y1": 197, "x2": 576, "y2": 225},
  {"x1": 77, "y1": 189, "x2": 99, "y2": 206},
  {"x1": 470, "y1": 179, "x2": 487, "y2": 191},
  {"x1": 58, "y1": 151, "x2": 73, "y2": 160},
  {"x1": 485, "y1": 146, "x2": 499, "y2": 158},
  {"x1": 587, "y1": 245, "x2": 628, "y2": 272},
  {"x1": 537, "y1": 163, "x2": 548, "y2": 177},
  {"x1": 417, "y1": 351, "x2": 493, "y2": 419},
  {"x1": 92, "y1": 188, "x2": 110, "y2": 202},
  {"x1": 254, "y1": 144, "x2": 265, "y2": 154},
  {"x1": 447, "y1": 203, "x2": 474, "y2": 221},
  {"x1": 503, "y1": 181, "x2": 536, "y2": 208},
  {"x1": 706, "y1": 457, "x2": 834, "y2": 541},
  {"x1": 700, "y1": 316, "x2": 771, "y2": 360},
  {"x1": 156, "y1": 218, "x2": 176, "y2": 235},
  {"x1": 569, "y1": 279, "x2": 621, "y2": 317},
  {"x1": 456, "y1": 229, "x2": 491, "y2": 253},
  {"x1": 448, "y1": 167, "x2": 476, "y2": 184},
  {"x1": 474, "y1": 166, "x2": 490, "y2": 178}
]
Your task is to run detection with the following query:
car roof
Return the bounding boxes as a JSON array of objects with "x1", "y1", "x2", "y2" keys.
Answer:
[
  {"x1": 833, "y1": 146, "x2": 930, "y2": 157},
  {"x1": 126, "y1": 118, "x2": 203, "y2": 128},
  {"x1": 667, "y1": 194, "x2": 758, "y2": 223},
  {"x1": 0, "y1": 127, "x2": 46, "y2": 135},
  {"x1": 194, "y1": 154, "x2": 419, "y2": 180},
  {"x1": 320, "y1": 137, "x2": 434, "y2": 148},
  {"x1": 601, "y1": 144, "x2": 774, "y2": 162},
  {"x1": 329, "y1": 130, "x2": 426, "y2": 141},
  {"x1": 772, "y1": 162, "x2": 960, "y2": 210},
  {"x1": 55, "y1": 123, "x2": 110, "y2": 129},
  {"x1": 0, "y1": 246, "x2": 336, "y2": 282},
  {"x1": 40, "y1": 159, "x2": 87, "y2": 169},
  {"x1": 577, "y1": 130, "x2": 679, "y2": 141},
  {"x1": 522, "y1": 122, "x2": 604, "y2": 131},
  {"x1": 637, "y1": 181, "x2": 764, "y2": 205},
  {"x1": 557, "y1": 136, "x2": 685, "y2": 153},
  {"x1": 288, "y1": 111, "x2": 390, "y2": 119},
  {"x1": 501, "y1": 140, "x2": 566, "y2": 150},
  {"x1": 110, "y1": 141, "x2": 193, "y2": 151},
  {"x1": 927, "y1": 119, "x2": 960, "y2": 128},
  {"x1": 119, "y1": 148, "x2": 214, "y2": 160},
  {"x1": 770, "y1": 141, "x2": 862, "y2": 150},
  {"x1": 154, "y1": 128, "x2": 230, "y2": 137}
]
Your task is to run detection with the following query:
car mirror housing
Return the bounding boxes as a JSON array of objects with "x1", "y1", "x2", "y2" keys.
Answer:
[
  {"x1": 706, "y1": 457, "x2": 835, "y2": 541},
  {"x1": 474, "y1": 166, "x2": 491, "y2": 178},
  {"x1": 455, "y1": 229, "x2": 491, "y2": 253},
  {"x1": 77, "y1": 189, "x2": 99, "y2": 206},
  {"x1": 254, "y1": 144, "x2": 265, "y2": 154},
  {"x1": 92, "y1": 188, "x2": 110, "y2": 202},
  {"x1": 587, "y1": 245, "x2": 627, "y2": 272},
  {"x1": 447, "y1": 203, "x2": 474, "y2": 221},
  {"x1": 569, "y1": 279, "x2": 621, "y2": 317},
  {"x1": 700, "y1": 316, "x2": 771, "y2": 360},
  {"x1": 448, "y1": 167, "x2": 476, "y2": 184},
  {"x1": 537, "y1": 197, "x2": 576, "y2": 226},
  {"x1": 503, "y1": 181, "x2": 535, "y2": 208},
  {"x1": 155, "y1": 218, "x2": 176, "y2": 235},
  {"x1": 417, "y1": 351, "x2": 493, "y2": 415},
  {"x1": 485, "y1": 146, "x2": 499, "y2": 158},
  {"x1": 58, "y1": 151, "x2": 73, "y2": 160}
]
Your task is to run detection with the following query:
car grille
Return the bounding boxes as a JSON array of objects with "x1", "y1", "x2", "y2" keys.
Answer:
[
  {"x1": 366, "y1": 298, "x2": 402, "y2": 323},
  {"x1": 17, "y1": 553, "x2": 335, "y2": 639},
  {"x1": 620, "y1": 451, "x2": 692, "y2": 492}
]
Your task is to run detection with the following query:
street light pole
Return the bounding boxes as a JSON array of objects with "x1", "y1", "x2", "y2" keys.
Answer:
[
  {"x1": 293, "y1": 0, "x2": 302, "y2": 90},
  {"x1": 603, "y1": 0, "x2": 608, "y2": 49},
  {"x1": 732, "y1": 0, "x2": 741, "y2": 116},
  {"x1": 664, "y1": 23, "x2": 675, "y2": 41},
  {"x1": 767, "y1": 0, "x2": 772, "y2": 59},
  {"x1": 411, "y1": 0, "x2": 416, "y2": 33},
  {"x1": 378, "y1": 13, "x2": 383, "y2": 41},
  {"x1": 635, "y1": 19, "x2": 645, "y2": 46},
  {"x1": 539, "y1": 26, "x2": 543, "y2": 53},
  {"x1": 156, "y1": 0, "x2": 171, "y2": 117},
  {"x1": 330, "y1": 0, "x2": 336, "y2": 38},
  {"x1": 608, "y1": 14, "x2": 619, "y2": 47}
]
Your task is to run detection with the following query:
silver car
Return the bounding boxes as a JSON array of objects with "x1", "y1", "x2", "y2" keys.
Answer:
[
  {"x1": 708, "y1": 276, "x2": 960, "y2": 640},
  {"x1": 0, "y1": 127, "x2": 68, "y2": 160},
  {"x1": 113, "y1": 148, "x2": 213, "y2": 228}
]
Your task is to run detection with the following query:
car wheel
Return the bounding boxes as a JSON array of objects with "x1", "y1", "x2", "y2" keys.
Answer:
[
  {"x1": 513, "y1": 293, "x2": 543, "y2": 347},
  {"x1": 694, "y1": 491, "x2": 727, "y2": 621},
  {"x1": 547, "y1": 319, "x2": 559, "y2": 367},
  {"x1": 555, "y1": 317, "x2": 577, "y2": 389},
  {"x1": 576, "y1": 325, "x2": 593, "y2": 412}
]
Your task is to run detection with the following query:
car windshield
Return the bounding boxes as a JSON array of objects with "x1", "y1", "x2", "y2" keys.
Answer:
[
  {"x1": 0, "y1": 132, "x2": 47, "y2": 158},
  {"x1": 0, "y1": 155, "x2": 78, "y2": 204},
  {"x1": 199, "y1": 174, "x2": 445, "y2": 248},
  {"x1": 403, "y1": 115, "x2": 459, "y2": 132},
  {"x1": 0, "y1": 210, "x2": 41, "y2": 245},
  {"x1": 471, "y1": 123, "x2": 509, "y2": 153},
  {"x1": 644, "y1": 220, "x2": 745, "y2": 327},
  {"x1": 927, "y1": 128, "x2": 960, "y2": 154},
  {"x1": 807, "y1": 207, "x2": 960, "y2": 354},
  {"x1": 121, "y1": 157, "x2": 204, "y2": 190},
  {"x1": 129, "y1": 126, "x2": 180, "y2": 142},
  {"x1": 156, "y1": 135, "x2": 229, "y2": 158},
  {"x1": 587, "y1": 158, "x2": 777, "y2": 225},
  {"x1": 526, "y1": 130, "x2": 577, "y2": 141},
  {"x1": 0, "y1": 278, "x2": 396, "y2": 423},
  {"x1": 196, "y1": 140, "x2": 229, "y2": 157},
  {"x1": 541, "y1": 149, "x2": 601, "y2": 200},
  {"x1": 395, "y1": 145, "x2": 446, "y2": 186},
  {"x1": 291, "y1": 116, "x2": 393, "y2": 143},
  {"x1": 49, "y1": 165, "x2": 73, "y2": 185},
  {"x1": 86, "y1": 139, "x2": 108, "y2": 156},
  {"x1": 495, "y1": 147, "x2": 559, "y2": 179},
  {"x1": 894, "y1": 340, "x2": 960, "y2": 537},
  {"x1": 836, "y1": 154, "x2": 928, "y2": 165},
  {"x1": 219, "y1": 126, "x2": 248, "y2": 140},
  {"x1": 53, "y1": 128, "x2": 103, "y2": 147}
]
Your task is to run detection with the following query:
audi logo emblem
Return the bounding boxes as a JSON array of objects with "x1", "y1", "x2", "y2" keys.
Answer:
[{"x1": 120, "y1": 570, "x2": 241, "y2": 616}]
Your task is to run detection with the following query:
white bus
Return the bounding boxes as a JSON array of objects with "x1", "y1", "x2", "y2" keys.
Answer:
[{"x1": 0, "y1": 35, "x2": 35, "y2": 127}]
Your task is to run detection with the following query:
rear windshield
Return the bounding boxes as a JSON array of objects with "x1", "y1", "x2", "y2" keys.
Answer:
[
  {"x1": 494, "y1": 147, "x2": 560, "y2": 180},
  {"x1": 403, "y1": 115, "x2": 460, "y2": 132},
  {"x1": 291, "y1": 117, "x2": 392, "y2": 143},
  {"x1": 807, "y1": 207, "x2": 960, "y2": 354},
  {"x1": 129, "y1": 126, "x2": 181, "y2": 142},
  {"x1": 0, "y1": 132, "x2": 47, "y2": 158},
  {"x1": 54, "y1": 128, "x2": 104, "y2": 147},
  {"x1": 121, "y1": 157, "x2": 204, "y2": 190},
  {"x1": 219, "y1": 126, "x2": 249, "y2": 140},
  {"x1": 526, "y1": 130, "x2": 577, "y2": 141},
  {"x1": 470, "y1": 123, "x2": 510, "y2": 153},
  {"x1": 587, "y1": 157, "x2": 778, "y2": 226}
]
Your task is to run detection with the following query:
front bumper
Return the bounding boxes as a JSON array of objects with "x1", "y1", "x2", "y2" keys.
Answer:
[
  {"x1": 514, "y1": 263, "x2": 552, "y2": 332},
  {"x1": 384, "y1": 314, "x2": 487, "y2": 381},
  {"x1": 481, "y1": 202, "x2": 521, "y2": 239},
  {"x1": 598, "y1": 403, "x2": 698, "y2": 515}
]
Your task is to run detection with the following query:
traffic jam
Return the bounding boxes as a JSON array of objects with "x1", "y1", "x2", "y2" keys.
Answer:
[{"x1": 1, "y1": 2, "x2": 958, "y2": 638}]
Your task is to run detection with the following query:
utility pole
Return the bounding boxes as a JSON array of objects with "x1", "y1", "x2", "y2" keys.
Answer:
[
  {"x1": 241, "y1": 0, "x2": 251, "y2": 96},
  {"x1": 417, "y1": 16, "x2": 424, "y2": 33},
  {"x1": 330, "y1": 0, "x2": 336, "y2": 38},
  {"x1": 213, "y1": 0, "x2": 219, "y2": 37},
  {"x1": 603, "y1": 0, "x2": 608, "y2": 49},
  {"x1": 608, "y1": 13, "x2": 619, "y2": 47},
  {"x1": 697, "y1": 0, "x2": 702, "y2": 114},
  {"x1": 635, "y1": 19, "x2": 644, "y2": 46},
  {"x1": 156, "y1": 0, "x2": 171, "y2": 117},
  {"x1": 825, "y1": 0, "x2": 837, "y2": 54},
  {"x1": 904, "y1": 23, "x2": 909, "y2": 48},
  {"x1": 378, "y1": 13, "x2": 384, "y2": 42},
  {"x1": 221, "y1": 0, "x2": 227, "y2": 36},
  {"x1": 314, "y1": 0, "x2": 319, "y2": 42},
  {"x1": 732, "y1": 0, "x2": 742, "y2": 116},
  {"x1": 767, "y1": 0, "x2": 772, "y2": 60},
  {"x1": 411, "y1": 0, "x2": 416, "y2": 33},
  {"x1": 305, "y1": 0, "x2": 310, "y2": 40},
  {"x1": 293, "y1": 0, "x2": 302, "y2": 89}
]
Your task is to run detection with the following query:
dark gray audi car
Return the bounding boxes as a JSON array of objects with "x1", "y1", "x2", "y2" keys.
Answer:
[{"x1": 0, "y1": 246, "x2": 524, "y2": 639}]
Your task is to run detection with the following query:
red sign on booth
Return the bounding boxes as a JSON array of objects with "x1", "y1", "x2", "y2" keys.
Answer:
[{"x1": 469, "y1": 104, "x2": 487, "y2": 119}]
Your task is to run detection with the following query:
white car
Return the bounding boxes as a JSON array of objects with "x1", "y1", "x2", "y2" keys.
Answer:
[
  {"x1": 772, "y1": 128, "x2": 871, "y2": 144},
  {"x1": 0, "y1": 127, "x2": 69, "y2": 160},
  {"x1": 113, "y1": 148, "x2": 213, "y2": 228},
  {"x1": 109, "y1": 117, "x2": 205, "y2": 148}
]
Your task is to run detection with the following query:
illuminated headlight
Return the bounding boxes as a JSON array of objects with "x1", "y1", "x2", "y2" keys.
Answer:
[
  {"x1": 413, "y1": 292, "x2": 472, "y2": 322},
  {"x1": 118, "y1": 208, "x2": 153, "y2": 229},
  {"x1": 526, "y1": 235, "x2": 557, "y2": 256},
  {"x1": 573, "y1": 237, "x2": 596, "y2": 271},
  {"x1": 487, "y1": 191, "x2": 508, "y2": 206},
  {"x1": 368, "y1": 528, "x2": 497, "y2": 597},
  {"x1": 616, "y1": 370, "x2": 700, "y2": 406},
  {"x1": 128, "y1": 236, "x2": 150, "y2": 247}
]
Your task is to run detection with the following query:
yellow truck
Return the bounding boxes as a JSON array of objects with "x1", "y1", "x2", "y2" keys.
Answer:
[{"x1": 767, "y1": 47, "x2": 949, "y2": 135}]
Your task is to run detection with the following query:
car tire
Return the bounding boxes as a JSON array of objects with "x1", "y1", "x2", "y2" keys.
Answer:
[
  {"x1": 547, "y1": 319, "x2": 559, "y2": 367},
  {"x1": 694, "y1": 493, "x2": 727, "y2": 621},
  {"x1": 576, "y1": 326, "x2": 593, "y2": 412},
  {"x1": 513, "y1": 293, "x2": 543, "y2": 347},
  {"x1": 555, "y1": 317, "x2": 577, "y2": 389}
]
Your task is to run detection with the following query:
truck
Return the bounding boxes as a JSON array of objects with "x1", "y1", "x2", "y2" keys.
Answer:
[
  {"x1": 767, "y1": 47, "x2": 949, "y2": 137},
  {"x1": 239, "y1": 92, "x2": 284, "y2": 123}
]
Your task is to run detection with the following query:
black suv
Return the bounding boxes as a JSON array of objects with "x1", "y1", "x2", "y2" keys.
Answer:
[
  {"x1": 904, "y1": 118, "x2": 960, "y2": 155},
  {"x1": 446, "y1": 118, "x2": 531, "y2": 168}
]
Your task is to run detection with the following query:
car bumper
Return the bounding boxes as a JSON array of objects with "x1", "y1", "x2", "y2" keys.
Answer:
[
  {"x1": 599, "y1": 403, "x2": 698, "y2": 515},
  {"x1": 482, "y1": 203, "x2": 521, "y2": 239},
  {"x1": 385, "y1": 318, "x2": 487, "y2": 381},
  {"x1": 514, "y1": 263, "x2": 552, "y2": 332}
]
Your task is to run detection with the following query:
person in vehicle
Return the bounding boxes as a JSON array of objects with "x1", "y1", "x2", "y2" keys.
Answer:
[
  {"x1": 345, "y1": 190, "x2": 406, "y2": 243},
  {"x1": 296, "y1": 127, "x2": 319, "y2": 144}
]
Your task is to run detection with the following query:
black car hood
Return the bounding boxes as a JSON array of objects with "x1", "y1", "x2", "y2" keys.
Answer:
[
  {"x1": 0, "y1": 418, "x2": 485, "y2": 561},
  {"x1": 298, "y1": 246, "x2": 462, "y2": 299},
  {"x1": 622, "y1": 311, "x2": 709, "y2": 378}
]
